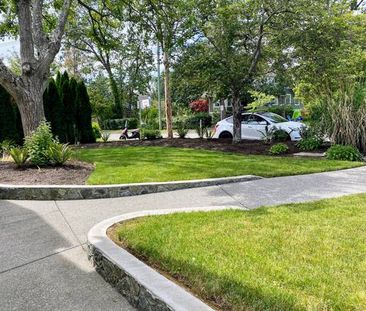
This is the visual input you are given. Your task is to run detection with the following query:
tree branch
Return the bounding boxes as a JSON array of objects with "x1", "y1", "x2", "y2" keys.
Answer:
[{"x1": 0, "y1": 59, "x2": 22, "y2": 98}]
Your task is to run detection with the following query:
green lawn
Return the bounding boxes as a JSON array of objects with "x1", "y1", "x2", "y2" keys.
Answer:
[
  {"x1": 74, "y1": 146, "x2": 362, "y2": 185},
  {"x1": 114, "y1": 194, "x2": 366, "y2": 311}
]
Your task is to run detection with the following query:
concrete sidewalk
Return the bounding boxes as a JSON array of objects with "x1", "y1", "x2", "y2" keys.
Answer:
[{"x1": 1, "y1": 166, "x2": 366, "y2": 310}]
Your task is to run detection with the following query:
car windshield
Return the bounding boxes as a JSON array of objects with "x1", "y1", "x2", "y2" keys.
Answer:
[{"x1": 259, "y1": 112, "x2": 287, "y2": 123}]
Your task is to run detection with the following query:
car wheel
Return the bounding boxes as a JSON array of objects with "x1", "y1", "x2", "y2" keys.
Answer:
[{"x1": 219, "y1": 131, "x2": 233, "y2": 139}]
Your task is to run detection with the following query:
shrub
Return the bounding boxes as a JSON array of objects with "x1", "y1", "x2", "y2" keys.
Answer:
[
  {"x1": 296, "y1": 137, "x2": 323, "y2": 151},
  {"x1": 141, "y1": 129, "x2": 162, "y2": 140},
  {"x1": 25, "y1": 121, "x2": 55, "y2": 166},
  {"x1": 189, "y1": 100, "x2": 209, "y2": 112},
  {"x1": 326, "y1": 145, "x2": 363, "y2": 161},
  {"x1": 92, "y1": 122, "x2": 102, "y2": 139},
  {"x1": 176, "y1": 122, "x2": 189, "y2": 138},
  {"x1": 273, "y1": 129, "x2": 289, "y2": 142},
  {"x1": 185, "y1": 113, "x2": 212, "y2": 129},
  {"x1": 269, "y1": 143, "x2": 289, "y2": 155},
  {"x1": 47, "y1": 142, "x2": 72, "y2": 166},
  {"x1": 9, "y1": 147, "x2": 29, "y2": 168},
  {"x1": 101, "y1": 132, "x2": 110, "y2": 143}
]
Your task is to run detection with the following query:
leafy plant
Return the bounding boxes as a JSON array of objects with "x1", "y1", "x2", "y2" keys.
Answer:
[
  {"x1": 176, "y1": 123, "x2": 189, "y2": 138},
  {"x1": 205, "y1": 128, "x2": 214, "y2": 139},
  {"x1": 326, "y1": 145, "x2": 363, "y2": 161},
  {"x1": 9, "y1": 147, "x2": 29, "y2": 168},
  {"x1": 1, "y1": 139, "x2": 16, "y2": 159},
  {"x1": 269, "y1": 143, "x2": 289, "y2": 155},
  {"x1": 258, "y1": 126, "x2": 277, "y2": 144},
  {"x1": 101, "y1": 132, "x2": 110, "y2": 143},
  {"x1": 296, "y1": 137, "x2": 323, "y2": 151},
  {"x1": 25, "y1": 121, "x2": 55, "y2": 166},
  {"x1": 47, "y1": 142, "x2": 72, "y2": 166},
  {"x1": 92, "y1": 122, "x2": 102, "y2": 139},
  {"x1": 273, "y1": 129, "x2": 290, "y2": 142},
  {"x1": 141, "y1": 129, "x2": 162, "y2": 140},
  {"x1": 195, "y1": 126, "x2": 205, "y2": 139}
]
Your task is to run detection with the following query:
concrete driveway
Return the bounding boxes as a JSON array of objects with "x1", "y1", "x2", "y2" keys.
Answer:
[{"x1": 1, "y1": 166, "x2": 366, "y2": 310}]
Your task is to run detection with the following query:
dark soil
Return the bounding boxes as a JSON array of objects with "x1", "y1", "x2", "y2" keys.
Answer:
[
  {"x1": 77, "y1": 138, "x2": 324, "y2": 155},
  {"x1": 0, "y1": 160, "x2": 94, "y2": 185}
]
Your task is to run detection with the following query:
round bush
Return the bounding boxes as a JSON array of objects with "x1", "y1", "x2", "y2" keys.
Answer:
[
  {"x1": 326, "y1": 145, "x2": 363, "y2": 161},
  {"x1": 269, "y1": 143, "x2": 289, "y2": 155},
  {"x1": 296, "y1": 137, "x2": 323, "y2": 151}
]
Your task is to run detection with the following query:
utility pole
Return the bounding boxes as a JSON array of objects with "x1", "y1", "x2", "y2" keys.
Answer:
[{"x1": 157, "y1": 42, "x2": 162, "y2": 130}]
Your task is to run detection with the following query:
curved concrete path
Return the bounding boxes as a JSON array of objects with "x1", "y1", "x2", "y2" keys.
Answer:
[{"x1": 1, "y1": 166, "x2": 366, "y2": 310}]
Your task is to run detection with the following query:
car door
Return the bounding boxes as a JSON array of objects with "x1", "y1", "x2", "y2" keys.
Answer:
[
  {"x1": 240, "y1": 114, "x2": 251, "y2": 139},
  {"x1": 245, "y1": 114, "x2": 269, "y2": 140}
]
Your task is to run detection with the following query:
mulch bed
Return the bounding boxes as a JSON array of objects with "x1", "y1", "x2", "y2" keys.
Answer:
[
  {"x1": 0, "y1": 160, "x2": 94, "y2": 185},
  {"x1": 77, "y1": 138, "x2": 314, "y2": 155}
]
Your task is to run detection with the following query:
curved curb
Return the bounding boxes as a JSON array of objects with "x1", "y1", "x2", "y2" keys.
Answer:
[
  {"x1": 88, "y1": 206, "x2": 241, "y2": 311},
  {"x1": 0, "y1": 175, "x2": 261, "y2": 200}
]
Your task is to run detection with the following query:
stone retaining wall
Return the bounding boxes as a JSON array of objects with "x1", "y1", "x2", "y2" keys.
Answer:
[
  {"x1": 0, "y1": 175, "x2": 261, "y2": 200},
  {"x1": 87, "y1": 207, "x2": 236, "y2": 311}
]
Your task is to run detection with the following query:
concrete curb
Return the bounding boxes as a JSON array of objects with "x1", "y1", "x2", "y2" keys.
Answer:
[
  {"x1": 0, "y1": 175, "x2": 261, "y2": 200},
  {"x1": 88, "y1": 206, "x2": 240, "y2": 311}
]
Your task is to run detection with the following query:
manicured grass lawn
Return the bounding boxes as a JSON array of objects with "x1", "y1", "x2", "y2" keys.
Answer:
[
  {"x1": 113, "y1": 194, "x2": 366, "y2": 311},
  {"x1": 74, "y1": 146, "x2": 362, "y2": 185}
]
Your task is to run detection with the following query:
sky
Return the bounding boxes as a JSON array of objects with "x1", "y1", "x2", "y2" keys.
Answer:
[{"x1": 0, "y1": 40, "x2": 19, "y2": 59}]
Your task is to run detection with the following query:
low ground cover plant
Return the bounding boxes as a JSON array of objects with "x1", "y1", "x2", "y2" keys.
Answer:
[
  {"x1": 113, "y1": 194, "x2": 366, "y2": 311},
  {"x1": 326, "y1": 144, "x2": 363, "y2": 161},
  {"x1": 269, "y1": 143, "x2": 289, "y2": 155},
  {"x1": 101, "y1": 132, "x2": 110, "y2": 143}
]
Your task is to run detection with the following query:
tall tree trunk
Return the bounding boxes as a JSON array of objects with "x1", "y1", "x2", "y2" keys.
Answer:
[
  {"x1": 163, "y1": 51, "x2": 173, "y2": 139},
  {"x1": 106, "y1": 67, "x2": 122, "y2": 117},
  {"x1": 15, "y1": 78, "x2": 45, "y2": 137},
  {"x1": 232, "y1": 93, "x2": 241, "y2": 144}
]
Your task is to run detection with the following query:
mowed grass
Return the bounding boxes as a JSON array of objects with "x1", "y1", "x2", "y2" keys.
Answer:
[
  {"x1": 74, "y1": 146, "x2": 362, "y2": 184},
  {"x1": 114, "y1": 194, "x2": 366, "y2": 311}
]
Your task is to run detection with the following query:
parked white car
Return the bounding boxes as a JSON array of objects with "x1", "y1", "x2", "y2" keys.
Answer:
[{"x1": 212, "y1": 112, "x2": 304, "y2": 141}]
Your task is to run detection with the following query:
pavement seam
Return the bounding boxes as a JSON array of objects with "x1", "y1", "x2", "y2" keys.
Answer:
[
  {"x1": 217, "y1": 185, "x2": 249, "y2": 209},
  {"x1": 0, "y1": 243, "x2": 86, "y2": 275},
  {"x1": 53, "y1": 201, "x2": 85, "y2": 250}
]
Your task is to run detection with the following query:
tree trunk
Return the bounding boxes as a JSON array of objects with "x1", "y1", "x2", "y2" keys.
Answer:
[
  {"x1": 15, "y1": 78, "x2": 45, "y2": 137},
  {"x1": 106, "y1": 67, "x2": 122, "y2": 117},
  {"x1": 163, "y1": 51, "x2": 173, "y2": 139},
  {"x1": 232, "y1": 94, "x2": 241, "y2": 144}
]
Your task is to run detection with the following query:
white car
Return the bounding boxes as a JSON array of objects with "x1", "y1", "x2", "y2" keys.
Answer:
[{"x1": 213, "y1": 112, "x2": 304, "y2": 141}]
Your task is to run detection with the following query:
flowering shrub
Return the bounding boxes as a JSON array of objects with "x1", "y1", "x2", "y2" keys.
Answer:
[{"x1": 189, "y1": 100, "x2": 209, "y2": 112}]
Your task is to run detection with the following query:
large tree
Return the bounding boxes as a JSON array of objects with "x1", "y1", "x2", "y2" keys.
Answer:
[
  {"x1": 68, "y1": 0, "x2": 152, "y2": 118},
  {"x1": 122, "y1": 0, "x2": 196, "y2": 138},
  {"x1": 0, "y1": 0, "x2": 72, "y2": 136},
  {"x1": 195, "y1": 0, "x2": 294, "y2": 142}
]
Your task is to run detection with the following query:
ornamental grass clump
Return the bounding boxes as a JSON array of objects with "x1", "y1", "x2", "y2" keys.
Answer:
[{"x1": 318, "y1": 81, "x2": 366, "y2": 153}]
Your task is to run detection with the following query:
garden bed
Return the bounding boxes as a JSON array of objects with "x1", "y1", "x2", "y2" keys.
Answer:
[
  {"x1": 109, "y1": 194, "x2": 366, "y2": 311},
  {"x1": 77, "y1": 138, "x2": 316, "y2": 155},
  {"x1": 0, "y1": 160, "x2": 94, "y2": 185}
]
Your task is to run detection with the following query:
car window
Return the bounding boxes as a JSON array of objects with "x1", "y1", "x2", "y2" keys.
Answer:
[
  {"x1": 246, "y1": 114, "x2": 266, "y2": 125},
  {"x1": 259, "y1": 112, "x2": 287, "y2": 123},
  {"x1": 241, "y1": 114, "x2": 250, "y2": 123}
]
